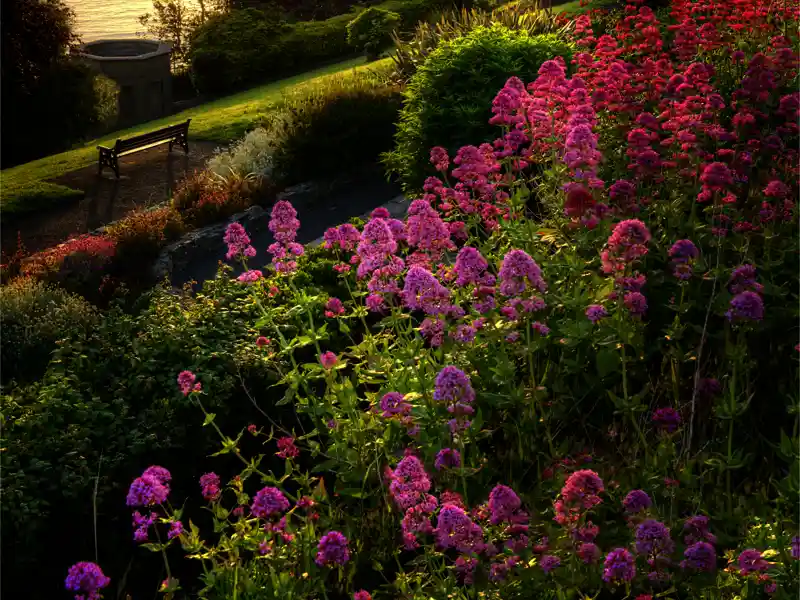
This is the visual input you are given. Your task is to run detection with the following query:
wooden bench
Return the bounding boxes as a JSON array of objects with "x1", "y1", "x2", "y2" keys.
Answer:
[{"x1": 97, "y1": 119, "x2": 191, "y2": 178}]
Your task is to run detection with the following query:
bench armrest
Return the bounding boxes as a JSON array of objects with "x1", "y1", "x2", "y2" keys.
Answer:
[{"x1": 97, "y1": 145, "x2": 113, "y2": 151}]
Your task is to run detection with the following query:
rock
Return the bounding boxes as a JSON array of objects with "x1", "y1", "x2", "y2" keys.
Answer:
[
  {"x1": 151, "y1": 204, "x2": 268, "y2": 283},
  {"x1": 307, "y1": 193, "x2": 410, "y2": 248}
]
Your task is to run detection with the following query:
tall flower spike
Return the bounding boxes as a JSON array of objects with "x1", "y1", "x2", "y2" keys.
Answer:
[{"x1": 498, "y1": 249, "x2": 547, "y2": 296}]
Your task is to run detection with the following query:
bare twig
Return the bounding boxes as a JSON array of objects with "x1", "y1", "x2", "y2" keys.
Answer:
[{"x1": 235, "y1": 364, "x2": 296, "y2": 436}]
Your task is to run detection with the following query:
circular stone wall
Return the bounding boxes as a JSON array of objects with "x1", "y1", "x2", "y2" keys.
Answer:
[{"x1": 80, "y1": 39, "x2": 173, "y2": 127}]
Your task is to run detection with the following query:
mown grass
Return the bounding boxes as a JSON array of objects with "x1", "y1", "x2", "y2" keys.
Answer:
[{"x1": 0, "y1": 57, "x2": 390, "y2": 215}]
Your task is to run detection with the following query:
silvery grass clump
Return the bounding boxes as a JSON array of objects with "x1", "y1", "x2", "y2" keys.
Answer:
[{"x1": 208, "y1": 127, "x2": 274, "y2": 179}]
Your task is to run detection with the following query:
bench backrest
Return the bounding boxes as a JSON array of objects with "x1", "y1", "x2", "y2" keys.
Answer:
[{"x1": 115, "y1": 119, "x2": 191, "y2": 153}]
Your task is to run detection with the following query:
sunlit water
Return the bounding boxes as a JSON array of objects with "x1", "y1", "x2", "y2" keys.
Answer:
[{"x1": 65, "y1": 0, "x2": 199, "y2": 41}]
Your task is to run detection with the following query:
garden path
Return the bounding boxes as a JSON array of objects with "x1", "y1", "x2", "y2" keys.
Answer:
[{"x1": 1, "y1": 141, "x2": 219, "y2": 256}]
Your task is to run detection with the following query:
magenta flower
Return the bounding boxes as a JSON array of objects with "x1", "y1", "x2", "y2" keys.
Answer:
[
  {"x1": 623, "y1": 489, "x2": 651, "y2": 513},
  {"x1": 269, "y1": 200, "x2": 300, "y2": 244},
  {"x1": 586, "y1": 304, "x2": 609, "y2": 323},
  {"x1": 700, "y1": 162, "x2": 733, "y2": 190},
  {"x1": 532, "y1": 321, "x2": 550, "y2": 335},
  {"x1": 728, "y1": 264, "x2": 762, "y2": 295},
  {"x1": 562, "y1": 469, "x2": 604, "y2": 508},
  {"x1": 603, "y1": 548, "x2": 636, "y2": 583},
  {"x1": 388, "y1": 455, "x2": 431, "y2": 510},
  {"x1": 380, "y1": 392, "x2": 411, "y2": 418},
  {"x1": 434, "y1": 504, "x2": 484, "y2": 553},
  {"x1": 320, "y1": 351, "x2": 338, "y2": 369},
  {"x1": 434, "y1": 366, "x2": 475, "y2": 405},
  {"x1": 177, "y1": 370, "x2": 201, "y2": 396},
  {"x1": 455, "y1": 555, "x2": 478, "y2": 584},
  {"x1": 430, "y1": 146, "x2": 450, "y2": 172},
  {"x1": 402, "y1": 266, "x2": 452, "y2": 316},
  {"x1": 681, "y1": 541, "x2": 716, "y2": 571},
  {"x1": 669, "y1": 239, "x2": 699, "y2": 280},
  {"x1": 325, "y1": 297, "x2": 345, "y2": 317},
  {"x1": 683, "y1": 515, "x2": 716, "y2": 545},
  {"x1": 738, "y1": 549, "x2": 769, "y2": 575},
  {"x1": 498, "y1": 249, "x2": 547, "y2": 296},
  {"x1": 577, "y1": 542, "x2": 601, "y2": 564},
  {"x1": 488, "y1": 484, "x2": 522, "y2": 524},
  {"x1": 200, "y1": 472, "x2": 221, "y2": 501},
  {"x1": 764, "y1": 180, "x2": 790, "y2": 198},
  {"x1": 540, "y1": 554, "x2": 561, "y2": 573},
  {"x1": 237, "y1": 269, "x2": 263, "y2": 284},
  {"x1": 669, "y1": 239, "x2": 699, "y2": 263},
  {"x1": 276, "y1": 436, "x2": 300, "y2": 459},
  {"x1": 406, "y1": 199, "x2": 455, "y2": 257},
  {"x1": 267, "y1": 201, "x2": 303, "y2": 272},
  {"x1": 65, "y1": 562, "x2": 110, "y2": 600},
  {"x1": 726, "y1": 291, "x2": 764, "y2": 322},
  {"x1": 635, "y1": 519, "x2": 674, "y2": 557},
  {"x1": 365, "y1": 293, "x2": 385, "y2": 312},
  {"x1": 624, "y1": 291, "x2": 648, "y2": 317},
  {"x1": 357, "y1": 218, "x2": 397, "y2": 277},
  {"x1": 434, "y1": 448, "x2": 462, "y2": 470},
  {"x1": 453, "y1": 247, "x2": 492, "y2": 287},
  {"x1": 143, "y1": 466, "x2": 171, "y2": 486},
  {"x1": 167, "y1": 520, "x2": 184, "y2": 540},
  {"x1": 401, "y1": 504, "x2": 435, "y2": 546},
  {"x1": 324, "y1": 223, "x2": 361, "y2": 251},
  {"x1": 653, "y1": 407, "x2": 681, "y2": 432},
  {"x1": 132, "y1": 511, "x2": 155, "y2": 542},
  {"x1": 603, "y1": 219, "x2": 651, "y2": 272},
  {"x1": 353, "y1": 591, "x2": 372, "y2": 600},
  {"x1": 251, "y1": 487, "x2": 290, "y2": 519},
  {"x1": 223, "y1": 222, "x2": 256, "y2": 260},
  {"x1": 127, "y1": 473, "x2": 169, "y2": 507},
  {"x1": 316, "y1": 531, "x2": 350, "y2": 567}
]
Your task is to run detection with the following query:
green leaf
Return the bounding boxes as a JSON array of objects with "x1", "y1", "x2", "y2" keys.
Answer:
[
  {"x1": 596, "y1": 349, "x2": 620, "y2": 378},
  {"x1": 203, "y1": 412, "x2": 216, "y2": 427},
  {"x1": 276, "y1": 387, "x2": 296, "y2": 406},
  {"x1": 140, "y1": 542, "x2": 163, "y2": 553}
]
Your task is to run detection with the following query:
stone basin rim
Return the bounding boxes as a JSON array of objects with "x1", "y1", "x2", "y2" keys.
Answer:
[{"x1": 79, "y1": 39, "x2": 172, "y2": 61}]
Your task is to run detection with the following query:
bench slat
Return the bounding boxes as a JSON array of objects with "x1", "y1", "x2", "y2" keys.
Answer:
[
  {"x1": 97, "y1": 119, "x2": 191, "y2": 178},
  {"x1": 115, "y1": 121, "x2": 190, "y2": 151}
]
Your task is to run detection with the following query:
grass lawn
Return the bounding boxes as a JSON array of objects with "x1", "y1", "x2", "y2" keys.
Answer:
[{"x1": 1, "y1": 56, "x2": 389, "y2": 215}]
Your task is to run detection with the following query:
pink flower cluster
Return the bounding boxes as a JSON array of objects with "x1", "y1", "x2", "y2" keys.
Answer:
[{"x1": 267, "y1": 201, "x2": 304, "y2": 273}]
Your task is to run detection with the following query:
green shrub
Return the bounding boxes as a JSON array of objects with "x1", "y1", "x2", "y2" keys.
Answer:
[
  {"x1": 0, "y1": 277, "x2": 97, "y2": 385},
  {"x1": 0, "y1": 275, "x2": 290, "y2": 597},
  {"x1": 189, "y1": 0, "x2": 448, "y2": 94},
  {"x1": 261, "y1": 66, "x2": 402, "y2": 185},
  {"x1": 2, "y1": 60, "x2": 120, "y2": 166},
  {"x1": 189, "y1": 8, "x2": 291, "y2": 94},
  {"x1": 347, "y1": 6, "x2": 402, "y2": 59},
  {"x1": 390, "y1": 3, "x2": 572, "y2": 82},
  {"x1": 383, "y1": 25, "x2": 572, "y2": 193}
]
